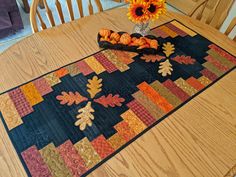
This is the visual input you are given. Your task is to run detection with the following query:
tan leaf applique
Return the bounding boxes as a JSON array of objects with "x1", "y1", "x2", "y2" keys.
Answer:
[
  {"x1": 140, "y1": 54, "x2": 165, "y2": 63},
  {"x1": 158, "y1": 59, "x2": 173, "y2": 77},
  {"x1": 75, "y1": 102, "x2": 95, "y2": 131},
  {"x1": 87, "y1": 76, "x2": 102, "y2": 98},
  {"x1": 162, "y1": 42, "x2": 175, "y2": 57},
  {"x1": 56, "y1": 91, "x2": 88, "y2": 106}
]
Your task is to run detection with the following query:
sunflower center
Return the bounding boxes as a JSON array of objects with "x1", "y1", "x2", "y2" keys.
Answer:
[
  {"x1": 135, "y1": 7, "x2": 144, "y2": 16},
  {"x1": 148, "y1": 4, "x2": 156, "y2": 13}
]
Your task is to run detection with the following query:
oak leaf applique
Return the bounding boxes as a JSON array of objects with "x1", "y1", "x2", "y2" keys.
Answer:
[
  {"x1": 87, "y1": 76, "x2": 102, "y2": 98},
  {"x1": 172, "y1": 55, "x2": 196, "y2": 64},
  {"x1": 94, "y1": 94, "x2": 125, "y2": 108},
  {"x1": 162, "y1": 42, "x2": 175, "y2": 57},
  {"x1": 56, "y1": 91, "x2": 88, "y2": 106},
  {"x1": 140, "y1": 54, "x2": 165, "y2": 63},
  {"x1": 75, "y1": 102, "x2": 94, "y2": 130},
  {"x1": 158, "y1": 59, "x2": 173, "y2": 77}
]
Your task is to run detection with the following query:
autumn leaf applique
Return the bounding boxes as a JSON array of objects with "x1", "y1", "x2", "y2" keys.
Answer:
[
  {"x1": 75, "y1": 102, "x2": 95, "y2": 130},
  {"x1": 56, "y1": 75, "x2": 125, "y2": 131},
  {"x1": 140, "y1": 54, "x2": 165, "y2": 63},
  {"x1": 158, "y1": 59, "x2": 173, "y2": 77},
  {"x1": 94, "y1": 94, "x2": 125, "y2": 108},
  {"x1": 162, "y1": 42, "x2": 175, "y2": 57},
  {"x1": 87, "y1": 76, "x2": 102, "y2": 98},
  {"x1": 172, "y1": 55, "x2": 196, "y2": 65},
  {"x1": 56, "y1": 91, "x2": 88, "y2": 106}
]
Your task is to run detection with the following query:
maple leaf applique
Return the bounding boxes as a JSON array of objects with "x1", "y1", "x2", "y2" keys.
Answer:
[
  {"x1": 140, "y1": 54, "x2": 165, "y2": 63},
  {"x1": 158, "y1": 59, "x2": 173, "y2": 77},
  {"x1": 94, "y1": 94, "x2": 125, "y2": 108},
  {"x1": 162, "y1": 42, "x2": 175, "y2": 57},
  {"x1": 171, "y1": 55, "x2": 196, "y2": 65},
  {"x1": 56, "y1": 91, "x2": 88, "y2": 106},
  {"x1": 87, "y1": 76, "x2": 102, "y2": 98},
  {"x1": 75, "y1": 102, "x2": 95, "y2": 130}
]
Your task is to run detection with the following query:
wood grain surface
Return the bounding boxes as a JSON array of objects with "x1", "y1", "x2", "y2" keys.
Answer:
[{"x1": 0, "y1": 8, "x2": 236, "y2": 177}]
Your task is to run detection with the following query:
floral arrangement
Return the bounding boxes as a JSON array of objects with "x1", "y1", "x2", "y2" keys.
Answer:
[{"x1": 126, "y1": 0, "x2": 166, "y2": 24}]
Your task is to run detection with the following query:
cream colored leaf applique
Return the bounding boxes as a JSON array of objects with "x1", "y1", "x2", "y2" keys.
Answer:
[
  {"x1": 162, "y1": 42, "x2": 175, "y2": 57},
  {"x1": 140, "y1": 54, "x2": 165, "y2": 63},
  {"x1": 75, "y1": 102, "x2": 95, "y2": 131},
  {"x1": 87, "y1": 76, "x2": 102, "y2": 98},
  {"x1": 158, "y1": 59, "x2": 173, "y2": 77},
  {"x1": 56, "y1": 91, "x2": 88, "y2": 106}
]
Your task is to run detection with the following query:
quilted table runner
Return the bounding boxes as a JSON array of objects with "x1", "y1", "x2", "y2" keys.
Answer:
[{"x1": 0, "y1": 20, "x2": 236, "y2": 177}]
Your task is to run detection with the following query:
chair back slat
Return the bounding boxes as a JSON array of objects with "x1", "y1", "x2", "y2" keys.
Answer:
[
  {"x1": 188, "y1": 0, "x2": 207, "y2": 17},
  {"x1": 88, "y1": 0, "x2": 94, "y2": 15},
  {"x1": 30, "y1": 0, "x2": 104, "y2": 33},
  {"x1": 77, "y1": 0, "x2": 84, "y2": 17},
  {"x1": 36, "y1": 9, "x2": 47, "y2": 30},
  {"x1": 88, "y1": 0, "x2": 93, "y2": 15},
  {"x1": 195, "y1": 0, "x2": 208, "y2": 21},
  {"x1": 95, "y1": 0, "x2": 103, "y2": 12},
  {"x1": 55, "y1": 0, "x2": 65, "y2": 23},
  {"x1": 66, "y1": 0, "x2": 75, "y2": 20},
  {"x1": 43, "y1": 0, "x2": 55, "y2": 27},
  {"x1": 225, "y1": 17, "x2": 236, "y2": 36}
]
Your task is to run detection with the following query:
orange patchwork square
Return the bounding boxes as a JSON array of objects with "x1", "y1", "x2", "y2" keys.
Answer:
[
  {"x1": 138, "y1": 82, "x2": 173, "y2": 113},
  {"x1": 107, "y1": 133, "x2": 126, "y2": 149},
  {"x1": 20, "y1": 82, "x2": 43, "y2": 106},
  {"x1": 114, "y1": 121, "x2": 136, "y2": 142},
  {"x1": 121, "y1": 110, "x2": 147, "y2": 135},
  {"x1": 186, "y1": 77, "x2": 205, "y2": 91},
  {"x1": 55, "y1": 68, "x2": 69, "y2": 78}
]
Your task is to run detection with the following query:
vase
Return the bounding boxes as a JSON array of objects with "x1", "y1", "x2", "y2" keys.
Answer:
[{"x1": 133, "y1": 22, "x2": 150, "y2": 36}]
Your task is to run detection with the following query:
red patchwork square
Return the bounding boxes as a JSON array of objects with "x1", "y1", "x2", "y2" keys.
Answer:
[
  {"x1": 9, "y1": 88, "x2": 34, "y2": 117},
  {"x1": 94, "y1": 52, "x2": 117, "y2": 73},
  {"x1": 77, "y1": 61, "x2": 94, "y2": 76},
  {"x1": 201, "y1": 68, "x2": 218, "y2": 81},
  {"x1": 57, "y1": 140, "x2": 87, "y2": 176},
  {"x1": 33, "y1": 78, "x2": 53, "y2": 96},
  {"x1": 162, "y1": 79, "x2": 189, "y2": 102},
  {"x1": 127, "y1": 100, "x2": 156, "y2": 126},
  {"x1": 91, "y1": 135, "x2": 114, "y2": 159}
]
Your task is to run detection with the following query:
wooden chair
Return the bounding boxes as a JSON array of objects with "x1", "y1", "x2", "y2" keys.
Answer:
[
  {"x1": 30, "y1": 0, "x2": 103, "y2": 33},
  {"x1": 188, "y1": 0, "x2": 236, "y2": 41}
]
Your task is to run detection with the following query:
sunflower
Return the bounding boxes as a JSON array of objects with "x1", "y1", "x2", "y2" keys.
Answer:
[
  {"x1": 147, "y1": 1, "x2": 166, "y2": 21},
  {"x1": 127, "y1": 1, "x2": 150, "y2": 23}
]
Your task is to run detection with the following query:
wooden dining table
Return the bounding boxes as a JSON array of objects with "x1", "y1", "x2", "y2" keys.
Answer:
[{"x1": 0, "y1": 7, "x2": 236, "y2": 177}]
